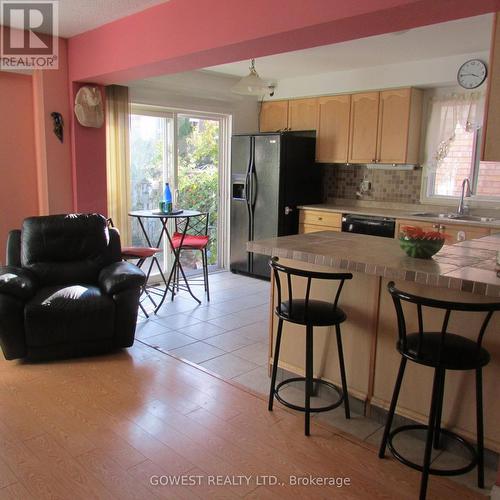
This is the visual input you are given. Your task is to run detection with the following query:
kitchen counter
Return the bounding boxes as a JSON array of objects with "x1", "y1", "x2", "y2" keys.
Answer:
[
  {"x1": 299, "y1": 203, "x2": 500, "y2": 229},
  {"x1": 248, "y1": 231, "x2": 500, "y2": 297},
  {"x1": 248, "y1": 231, "x2": 500, "y2": 452}
]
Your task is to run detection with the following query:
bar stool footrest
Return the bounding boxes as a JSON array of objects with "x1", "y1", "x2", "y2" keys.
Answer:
[
  {"x1": 387, "y1": 424, "x2": 478, "y2": 476},
  {"x1": 274, "y1": 377, "x2": 344, "y2": 413}
]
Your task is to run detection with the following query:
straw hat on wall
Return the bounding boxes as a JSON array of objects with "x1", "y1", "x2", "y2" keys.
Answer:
[{"x1": 74, "y1": 86, "x2": 104, "y2": 128}]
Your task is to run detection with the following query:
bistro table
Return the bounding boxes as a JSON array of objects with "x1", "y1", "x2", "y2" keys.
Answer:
[{"x1": 128, "y1": 209, "x2": 203, "y2": 312}]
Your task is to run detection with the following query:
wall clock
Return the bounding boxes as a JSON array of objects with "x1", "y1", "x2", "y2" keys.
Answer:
[{"x1": 457, "y1": 59, "x2": 487, "y2": 89}]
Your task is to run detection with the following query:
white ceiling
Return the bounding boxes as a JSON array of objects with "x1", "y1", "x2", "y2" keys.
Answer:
[
  {"x1": 205, "y1": 14, "x2": 493, "y2": 81},
  {"x1": 4, "y1": 0, "x2": 171, "y2": 38}
]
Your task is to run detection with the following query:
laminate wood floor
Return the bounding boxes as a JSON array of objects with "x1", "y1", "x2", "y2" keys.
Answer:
[{"x1": 0, "y1": 341, "x2": 481, "y2": 499}]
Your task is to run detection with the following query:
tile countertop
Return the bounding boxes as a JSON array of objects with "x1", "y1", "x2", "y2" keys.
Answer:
[
  {"x1": 247, "y1": 231, "x2": 500, "y2": 297},
  {"x1": 298, "y1": 203, "x2": 500, "y2": 229}
]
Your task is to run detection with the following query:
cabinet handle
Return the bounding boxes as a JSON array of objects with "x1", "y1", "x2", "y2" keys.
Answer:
[{"x1": 318, "y1": 217, "x2": 323, "y2": 221}]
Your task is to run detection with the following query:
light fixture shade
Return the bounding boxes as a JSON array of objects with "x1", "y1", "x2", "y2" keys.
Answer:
[{"x1": 231, "y1": 59, "x2": 275, "y2": 96}]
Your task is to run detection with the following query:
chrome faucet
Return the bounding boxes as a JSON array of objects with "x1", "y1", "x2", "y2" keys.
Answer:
[{"x1": 457, "y1": 178, "x2": 471, "y2": 216}]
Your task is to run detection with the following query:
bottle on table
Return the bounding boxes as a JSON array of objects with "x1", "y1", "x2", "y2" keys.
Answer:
[{"x1": 164, "y1": 182, "x2": 173, "y2": 213}]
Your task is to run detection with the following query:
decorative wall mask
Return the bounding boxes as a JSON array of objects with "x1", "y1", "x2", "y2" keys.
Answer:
[
  {"x1": 50, "y1": 112, "x2": 64, "y2": 143},
  {"x1": 74, "y1": 86, "x2": 104, "y2": 128}
]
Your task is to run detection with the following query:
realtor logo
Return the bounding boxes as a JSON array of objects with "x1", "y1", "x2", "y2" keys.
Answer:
[{"x1": 1, "y1": 1, "x2": 58, "y2": 69}]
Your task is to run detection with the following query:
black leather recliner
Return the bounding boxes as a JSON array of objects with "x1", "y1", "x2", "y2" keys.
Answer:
[{"x1": 0, "y1": 213, "x2": 146, "y2": 361}]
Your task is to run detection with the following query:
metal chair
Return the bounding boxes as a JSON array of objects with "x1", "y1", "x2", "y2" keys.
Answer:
[
  {"x1": 379, "y1": 281, "x2": 500, "y2": 500},
  {"x1": 171, "y1": 212, "x2": 211, "y2": 301},
  {"x1": 268, "y1": 257, "x2": 353, "y2": 436},
  {"x1": 107, "y1": 218, "x2": 167, "y2": 317}
]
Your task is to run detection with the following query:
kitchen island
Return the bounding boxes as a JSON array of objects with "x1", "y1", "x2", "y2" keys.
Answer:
[{"x1": 247, "y1": 231, "x2": 500, "y2": 452}]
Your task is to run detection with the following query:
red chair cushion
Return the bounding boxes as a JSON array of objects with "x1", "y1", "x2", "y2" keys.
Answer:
[
  {"x1": 121, "y1": 246, "x2": 161, "y2": 259},
  {"x1": 171, "y1": 232, "x2": 209, "y2": 250}
]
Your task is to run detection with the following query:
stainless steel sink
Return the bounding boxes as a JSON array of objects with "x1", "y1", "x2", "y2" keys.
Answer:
[
  {"x1": 411, "y1": 212, "x2": 449, "y2": 218},
  {"x1": 447, "y1": 215, "x2": 499, "y2": 222},
  {"x1": 411, "y1": 212, "x2": 499, "y2": 223}
]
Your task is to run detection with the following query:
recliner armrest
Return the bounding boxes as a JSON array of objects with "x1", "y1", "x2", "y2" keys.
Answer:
[
  {"x1": 99, "y1": 262, "x2": 146, "y2": 295},
  {"x1": 0, "y1": 266, "x2": 38, "y2": 299}
]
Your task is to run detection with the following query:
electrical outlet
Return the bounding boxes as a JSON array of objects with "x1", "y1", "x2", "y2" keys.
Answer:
[{"x1": 361, "y1": 180, "x2": 371, "y2": 192}]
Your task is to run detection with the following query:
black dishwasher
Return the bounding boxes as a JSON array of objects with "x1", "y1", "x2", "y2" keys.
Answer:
[{"x1": 341, "y1": 214, "x2": 396, "y2": 238}]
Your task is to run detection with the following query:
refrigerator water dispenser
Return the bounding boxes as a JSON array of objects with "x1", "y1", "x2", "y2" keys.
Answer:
[{"x1": 232, "y1": 176, "x2": 246, "y2": 200}]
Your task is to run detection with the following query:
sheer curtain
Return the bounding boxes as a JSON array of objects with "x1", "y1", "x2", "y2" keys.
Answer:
[
  {"x1": 424, "y1": 91, "x2": 484, "y2": 171},
  {"x1": 106, "y1": 85, "x2": 130, "y2": 245}
]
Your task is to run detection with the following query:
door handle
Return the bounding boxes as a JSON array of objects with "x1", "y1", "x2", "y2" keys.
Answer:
[
  {"x1": 251, "y1": 170, "x2": 257, "y2": 207},
  {"x1": 244, "y1": 173, "x2": 250, "y2": 203}
]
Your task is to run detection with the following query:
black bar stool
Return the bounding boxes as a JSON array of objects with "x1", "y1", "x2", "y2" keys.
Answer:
[
  {"x1": 268, "y1": 257, "x2": 353, "y2": 436},
  {"x1": 379, "y1": 281, "x2": 500, "y2": 500}
]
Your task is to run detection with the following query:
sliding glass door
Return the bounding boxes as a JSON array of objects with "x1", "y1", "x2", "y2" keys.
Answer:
[
  {"x1": 176, "y1": 114, "x2": 220, "y2": 273},
  {"x1": 129, "y1": 106, "x2": 228, "y2": 275}
]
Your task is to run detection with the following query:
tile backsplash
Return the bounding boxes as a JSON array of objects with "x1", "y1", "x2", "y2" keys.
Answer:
[{"x1": 323, "y1": 165, "x2": 422, "y2": 204}]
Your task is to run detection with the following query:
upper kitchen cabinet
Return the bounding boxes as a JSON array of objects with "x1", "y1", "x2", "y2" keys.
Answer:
[
  {"x1": 259, "y1": 87, "x2": 423, "y2": 163},
  {"x1": 316, "y1": 95, "x2": 351, "y2": 163},
  {"x1": 483, "y1": 14, "x2": 500, "y2": 161},
  {"x1": 377, "y1": 88, "x2": 423, "y2": 164},
  {"x1": 348, "y1": 88, "x2": 423, "y2": 164},
  {"x1": 288, "y1": 98, "x2": 318, "y2": 131},
  {"x1": 259, "y1": 101, "x2": 288, "y2": 132},
  {"x1": 348, "y1": 92, "x2": 380, "y2": 163}
]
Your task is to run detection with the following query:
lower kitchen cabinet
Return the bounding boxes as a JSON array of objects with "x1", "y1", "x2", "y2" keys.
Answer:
[
  {"x1": 396, "y1": 218, "x2": 491, "y2": 244},
  {"x1": 298, "y1": 210, "x2": 342, "y2": 233}
]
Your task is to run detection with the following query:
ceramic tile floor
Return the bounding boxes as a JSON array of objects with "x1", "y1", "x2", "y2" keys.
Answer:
[{"x1": 137, "y1": 270, "x2": 497, "y2": 495}]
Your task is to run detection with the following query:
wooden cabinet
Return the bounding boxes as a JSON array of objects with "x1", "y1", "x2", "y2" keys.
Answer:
[
  {"x1": 348, "y1": 92, "x2": 379, "y2": 164},
  {"x1": 377, "y1": 88, "x2": 422, "y2": 164},
  {"x1": 259, "y1": 101, "x2": 288, "y2": 132},
  {"x1": 288, "y1": 98, "x2": 318, "y2": 131},
  {"x1": 483, "y1": 14, "x2": 500, "y2": 161},
  {"x1": 299, "y1": 209, "x2": 342, "y2": 234},
  {"x1": 442, "y1": 224, "x2": 491, "y2": 244},
  {"x1": 348, "y1": 89, "x2": 423, "y2": 164},
  {"x1": 260, "y1": 87, "x2": 423, "y2": 164},
  {"x1": 396, "y1": 219, "x2": 437, "y2": 236},
  {"x1": 396, "y1": 218, "x2": 491, "y2": 245},
  {"x1": 316, "y1": 95, "x2": 351, "y2": 163}
]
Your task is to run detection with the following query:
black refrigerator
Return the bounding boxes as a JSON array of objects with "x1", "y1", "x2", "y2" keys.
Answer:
[{"x1": 230, "y1": 131, "x2": 322, "y2": 279}]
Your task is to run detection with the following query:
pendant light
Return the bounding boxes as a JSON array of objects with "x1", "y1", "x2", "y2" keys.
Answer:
[{"x1": 231, "y1": 59, "x2": 275, "y2": 96}]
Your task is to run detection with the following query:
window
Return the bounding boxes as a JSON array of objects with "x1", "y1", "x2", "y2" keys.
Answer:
[
  {"x1": 423, "y1": 91, "x2": 500, "y2": 200},
  {"x1": 130, "y1": 111, "x2": 173, "y2": 255}
]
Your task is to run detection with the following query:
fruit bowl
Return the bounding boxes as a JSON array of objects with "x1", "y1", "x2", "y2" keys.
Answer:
[{"x1": 399, "y1": 226, "x2": 447, "y2": 259}]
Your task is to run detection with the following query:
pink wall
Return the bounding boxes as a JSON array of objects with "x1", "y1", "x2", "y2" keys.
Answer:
[
  {"x1": 34, "y1": 38, "x2": 74, "y2": 214},
  {"x1": 0, "y1": 73, "x2": 39, "y2": 263},
  {"x1": 0, "y1": 36, "x2": 74, "y2": 262},
  {"x1": 68, "y1": 0, "x2": 500, "y2": 85},
  {"x1": 70, "y1": 82, "x2": 107, "y2": 215}
]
